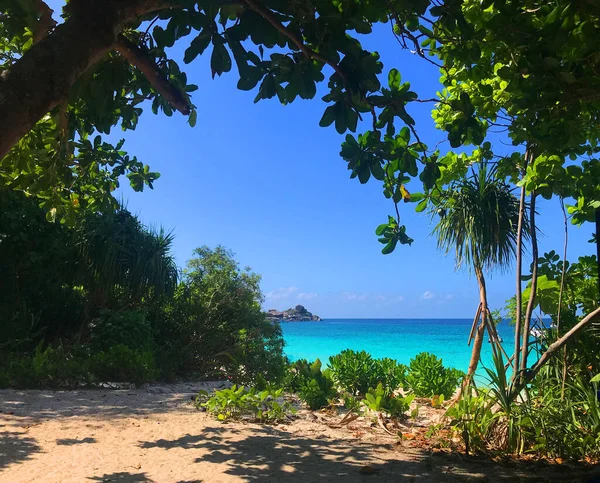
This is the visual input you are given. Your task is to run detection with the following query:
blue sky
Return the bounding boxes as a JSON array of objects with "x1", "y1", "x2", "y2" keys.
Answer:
[{"x1": 48, "y1": 2, "x2": 597, "y2": 318}]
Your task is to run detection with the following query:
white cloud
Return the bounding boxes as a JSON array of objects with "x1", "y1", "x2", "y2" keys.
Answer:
[
  {"x1": 343, "y1": 292, "x2": 368, "y2": 301},
  {"x1": 444, "y1": 294, "x2": 454, "y2": 300},
  {"x1": 421, "y1": 291, "x2": 435, "y2": 300},
  {"x1": 265, "y1": 286, "x2": 298, "y2": 301},
  {"x1": 297, "y1": 292, "x2": 318, "y2": 301},
  {"x1": 374, "y1": 294, "x2": 404, "y2": 305}
]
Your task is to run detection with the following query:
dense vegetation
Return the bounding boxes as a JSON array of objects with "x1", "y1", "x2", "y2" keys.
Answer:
[
  {"x1": 198, "y1": 349, "x2": 460, "y2": 423},
  {"x1": 1, "y1": 0, "x2": 600, "y2": 466},
  {"x1": 0, "y1": 189, "x2": 284, "y2": 386}
]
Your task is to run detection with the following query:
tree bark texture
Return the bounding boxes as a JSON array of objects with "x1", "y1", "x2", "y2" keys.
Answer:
[
  {"x1": 460, "y1": 267, "x2": 490, "y2": 395},
  {"x1": 0, "y1": 0, "x2": 174, "y2": 159}
]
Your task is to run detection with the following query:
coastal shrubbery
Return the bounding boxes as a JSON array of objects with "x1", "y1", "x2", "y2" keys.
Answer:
[
  {"x1": 276, "y1": 349, "x2": 462, "y2": 413},
  {"x1": 328, "y1": 349, "x2": 408, "y2": 397},
  {"x1": 327, "y1": 349, "x2": 462, "y2": 400},
  {"x1": 447, "y1": 352, "x2": 600, "y2": 459},
  {"x1": 284, "y1": 359, "x2": 337, "y2": 410},
  {"x1": 404, "y1": 352, "x2": 464, "y2": 399},
  {"x1": 0, "y1": 191, "x2": 285, "y2": 388},
  {"x1": 195, "y1": 385, "x2": 295, "y2": 423},
  {"x1": 363, "y1": 383, "x2": 415, "y2": 418}
]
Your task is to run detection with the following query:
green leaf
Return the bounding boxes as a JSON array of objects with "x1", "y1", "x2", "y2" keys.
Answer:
[
  {"x1": 388, "y1": 68, "x2": 401, "y2": 90},
  {"x1": 184, "y1": 31, "x2": 213, "y2": 64},
  {"x1": 415, "y1": 199, "x2": 428, "y2": 212},
  {"x1": 375, "y1": 223, "x2": 388, "y2": 236},
  {"x1": 188, "y1": 110, "x2": 197, "y2": 127},
  {"x1": 237, "y1": 67, "x2": 262, "y2": 91},
  {"x1": 210, "y1": 42, "x2": 232, "y2": 78},
  {"x1": 381, "y1": 238, "x2": 397, "y2": 254},
  {"x1": 319, "y1": 105, "x2": 336, "y2": 127},
  {"x1": 410, "y1": 192, "x2": 425, "y2": 203}
]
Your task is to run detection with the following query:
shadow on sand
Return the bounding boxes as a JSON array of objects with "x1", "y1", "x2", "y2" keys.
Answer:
[
  {"x1": 137, "y1": 425, "x2": 599, "y2": 483},
  {"x1": 87, "y1": 471, "x2": 155, "y2": 482},
  {"x1": 0, "y1": 385, "x2": 213, "y2": 422},
  {"x1": 0, "y1": 431, "x2": 42, "y2": 470}
]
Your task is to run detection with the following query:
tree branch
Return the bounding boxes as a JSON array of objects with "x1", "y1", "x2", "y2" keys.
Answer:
[
  {"x1": 241, "y1": 0, "x2": 348, "y2": 87},
  {"x1": 523, "y1": 306, "x2": 600, "y2": 386},
  {"x1": 33, "y1": 0, "x2": 57, "y2": 43},
  {"x1": 115, "y1": 34, "x2": 192, "y2": 115}
]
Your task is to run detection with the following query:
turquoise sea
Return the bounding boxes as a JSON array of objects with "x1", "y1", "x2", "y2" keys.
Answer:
[{"x1": 281, "y1": 318, "x2": 515, "y2": 376}]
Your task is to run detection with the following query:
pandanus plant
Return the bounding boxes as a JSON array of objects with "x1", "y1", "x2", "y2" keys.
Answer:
[{"x1": 433, "y1": 163, "x2": 525, "y2": 394}]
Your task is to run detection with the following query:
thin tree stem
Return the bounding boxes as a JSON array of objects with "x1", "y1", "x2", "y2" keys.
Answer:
[
  {"x1": 596, "y1": 208, "x2": 600, "y2": 301},
  {"x1": 557, "y1": 198, "x2": 568, "y2": 331},
  {"x1": 513, "y1": 184, "x2": 526, "y2": 378},
  {"x1": 520, "y1": 190, "x2": 538, "y2": 374},
  {"x1": 558, "y1": 197, "x2": 568, "y2": 399}
]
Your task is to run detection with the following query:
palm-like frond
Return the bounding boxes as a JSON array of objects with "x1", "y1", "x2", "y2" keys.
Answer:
[
  {"x1": 76, "y1": 208, "x2": 178, "y2": 300},
  {"x1": 433, "y1": 164, "x2": 525, "y2": 273}
]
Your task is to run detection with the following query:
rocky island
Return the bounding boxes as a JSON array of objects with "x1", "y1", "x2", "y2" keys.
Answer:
[{"x1": 265, "y1": 305, "x2": 321, "y2": 322}]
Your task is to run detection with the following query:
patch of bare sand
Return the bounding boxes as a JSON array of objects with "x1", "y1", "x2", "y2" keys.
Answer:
[{"x1": 0, "y1": 384, "x2": 597, "y2": 482}]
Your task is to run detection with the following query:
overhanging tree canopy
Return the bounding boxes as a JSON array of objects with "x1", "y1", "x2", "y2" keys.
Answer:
[{"x1": 1, "y1": 0, "x2": 430, "y2": 225}]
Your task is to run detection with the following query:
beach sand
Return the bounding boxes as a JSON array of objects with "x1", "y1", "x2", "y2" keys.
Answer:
[{"x1": 0, "y1": 383, "x2": 595, "y2": 482}]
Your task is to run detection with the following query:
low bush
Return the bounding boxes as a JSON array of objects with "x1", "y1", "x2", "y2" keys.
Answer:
[
  {"x1": 195, "y1": 385, "x2": 295, "y2": 423},
  {"x1": 328, "y1": 350, "x2": 407, "y2": 397},
  {"x1": 446, "y1": 393, "x2": 493, "y2": 454},
  {"x1": 90, "y1": 310, "x2": 154, "y2": 352},
  {"x1": 447, "y1": 353, "x2": 600, "y2": 460},
  {"x1": 90, "y1": 344, "x2": 157, "y2": 385},
  {"x1": 0, "y1": 344, "x2": 93, "y2": 388},
  {"x1": 285, "y1": 359, "x2": 337, "y2": 409},
  {"x1": 378, "y1": 357, "x2": 407, "y2": 393},
  {"x1": 363, "y1": 382, "x2": 414, "y2": 418},
  {"x1": 328, "y1": 350, "x2": 377, "y2": 396},
  {"x1": 404, "y1": 352, "x2": 463, "y2": 398}
]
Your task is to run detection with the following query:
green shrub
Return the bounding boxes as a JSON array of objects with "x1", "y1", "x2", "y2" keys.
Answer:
[
  {"x1": 90, "y1": 310, "x2": 154, "y2": 352},
  {"x1": 377, "y1": 357, "x2": 407, "y2": 393},
  {"x1": 328, "y1": 350, "x2": 377, "y2": 396},
  {"x1": 446, "y1": 392, "x2": 493, "y2": 454},
  {"x1": 404, "y1": 352, "x2": 463, "y2": 398},
  {"x1": 363, "y1": 382, "x2": 414, "y2": 418},
  {"x1": 300, "y1": 377, "x2": 335, "y2": 410},
  {"x1": 283, "y1": 359, "x2": 310, "y2": 393},
  {"x1": 328, "y1": 350, "x2": 406, "y2": 396},
  {"x1": 154, "y1": 246, "x2": 286, "y2": 383},
  {"x1": 196, "y1": 385, "x2": 295, "y2": 423},
  {"x1": 0, "y1": 344, "x2": 95, "y2": 388},
  {"x1": 223, "y1": 326, "x2": 287, "y2": 385},
  {"x1": 285, "y1": 359, "x2": 338, "y2": 410},
  {"x1": 342, "y1": 394, "x2": 361, "y2": 412},
  {"x1": 0, "y1": 355, "x2": 36, "y2": 388},
  {"x1": 90, "y1": 344, "x2": 156, "y2": 385}
]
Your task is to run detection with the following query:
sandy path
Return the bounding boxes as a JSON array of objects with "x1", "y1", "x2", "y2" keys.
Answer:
[{"x1": 0, "y1": 384, "x2": 596, "y2": 482}]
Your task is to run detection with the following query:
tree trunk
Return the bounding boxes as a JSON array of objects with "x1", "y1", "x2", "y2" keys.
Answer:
[
  {"x1": 520, "y1": 191, "x2": 538, "y2": 374},
  {"x1": 558, "y1": 197, "x2": 569, "y2": 399},
  {"x1": 513, "y1": 183, "x2": 526, "y2": 376},
  {"x1": 596, "y1": 207, "x2": 600, "y2": 301},
  {"x1": 0, "y1": 0, "x2": 174, "y2": 159},
  {"x1": 460, "y1": 267, "x2": 490, "y2": 394},
  {"x1": 557, "y1": 197, "x2": 568, "y2": 332}
]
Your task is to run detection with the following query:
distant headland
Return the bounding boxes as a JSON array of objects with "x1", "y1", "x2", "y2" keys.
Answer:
[{"x1": 265, "y1": 305, "x2": 321, "y2": 322}]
